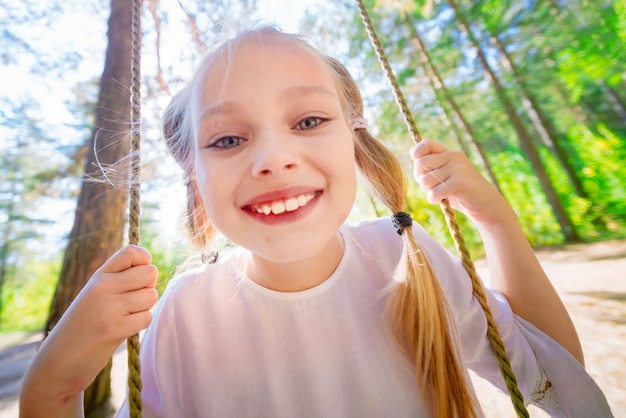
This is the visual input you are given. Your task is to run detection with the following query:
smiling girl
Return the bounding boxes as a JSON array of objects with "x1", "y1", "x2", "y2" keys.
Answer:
[{"x1": 19, "y1": 27, "x2": 611, "y2": 418}]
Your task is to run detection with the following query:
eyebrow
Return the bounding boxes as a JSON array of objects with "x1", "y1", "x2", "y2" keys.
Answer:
[
  {"x1": 279, "y1": 85, "x2": 337, "y2": 101},
  {"x1": 198, "y1": 101, "x2": 240, "y2": 119},
  {"x1": 198, "y1": 85, "x2": 336, "y2": 120}
]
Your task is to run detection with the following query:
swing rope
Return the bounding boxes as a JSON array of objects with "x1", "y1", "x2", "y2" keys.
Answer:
[
  {"x1": 127, "y1": 0, "x2": 143, "y2": 416},
  {"x1": 355, "y1": 1, "x2": 529, "y2": 417},
  {"x1": 123, "y1": 1, "x2": 528, "y2": 417}
]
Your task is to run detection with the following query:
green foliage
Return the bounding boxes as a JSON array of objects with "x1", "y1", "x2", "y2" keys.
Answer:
[
  {"x1": 489, "y1": 150, "x2": 563, "y2": 245},
  {"x1": 616, "y1": 0, "x2": 626, "y2": 42},
  {"x1": 0, "y1": 227, "x2": 189, "y2": 333},
  {"x1": 138, "y1": 220, "x2": 189, "y2": 295},
  {"x1": 0, "y1": 259, "x2": 60, "y2": 332},
  {"x1": 354, "y1": 0, "x2": 626, "y2": 245},
  {"x1": 567, "y1": 123, "x2": 626, "y2": 233}
]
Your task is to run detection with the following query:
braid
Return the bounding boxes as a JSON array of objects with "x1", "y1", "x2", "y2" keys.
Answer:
[
  {"x1": 162, "y1": 87, "x2": 217, "y2": 253},
  {"x1": 327, "y1": 56, "x2": 478, "y2": 417}
]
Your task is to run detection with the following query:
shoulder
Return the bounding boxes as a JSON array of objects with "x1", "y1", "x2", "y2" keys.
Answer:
[
  {"x1": 159, "y1": 265, "x2": 209, "y2": 303},
  {"x1": 346, "y1": 216, "x2": 466, "y2": 284},
  {"x1": 342, "y1": 217, "x2": 453, "y2": 277},
  {"x1": 156, "y1": 250, "x2": 243, "y2": 311},
  {"x1": 345, "y1": 217, "x2": 399, "y2": 248},
  {"x1": 345, "y1": 216, "x2": 448, "y2": 258},
  {"x1": 162, "y1": 266, "x2": 207, "y2": 294}
]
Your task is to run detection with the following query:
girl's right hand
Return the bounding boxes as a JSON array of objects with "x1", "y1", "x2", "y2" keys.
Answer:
[{"x1": 19, "y1": 245, "x2": 158, "y2": 417}]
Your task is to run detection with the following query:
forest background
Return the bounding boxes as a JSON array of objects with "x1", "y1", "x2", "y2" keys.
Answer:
[{"x1": 0, "y1": 0, "x2": 625, "y2": 414}]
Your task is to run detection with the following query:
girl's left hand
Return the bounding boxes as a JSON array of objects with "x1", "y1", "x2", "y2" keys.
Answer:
[{"x1": 410, "y1": 139, "x2": 510, "y2": 227}]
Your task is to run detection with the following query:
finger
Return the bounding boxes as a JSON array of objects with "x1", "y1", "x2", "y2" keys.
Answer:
[
  {"x1": 119, "y1": 287, "x2": 159, "y2": 315},
  {"x1": 117, "y1": 290, "x2": 158, "y2": 336},
  {"x1": 83, "y1": 286, "x2": 158, "y2": 344},
  {"x1": 410, "y1": 139, "x2": 449, "y2": 159},
  {"x1": 413, "y1": 148, "x2": 456, "y2": 182},
  {"x1": 418, "y1": 168, "x2": 450, "y2": 190},
  {"x1": 427, "y1": 176, "x2": 458, "y2": 204},
  {"x1": 103, "y1": 264, "x2": 159, "y2": 294},
  {"x1": 100, "y1": 245, "x2": 152, "y2": 274},
  {"x1": 414, "y1": 154, "x2": 447, "y2": 178},
  {"x1": 123, "y1": 311, "x2": 153, "y2": 336},
  {"x1": 100, "y1": 309, "x2": 155, "y2": 342}
]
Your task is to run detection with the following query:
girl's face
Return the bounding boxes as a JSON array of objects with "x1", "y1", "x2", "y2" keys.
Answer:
[{"x1": 190, "y1": 34, "x2": 357, "y2": 273}]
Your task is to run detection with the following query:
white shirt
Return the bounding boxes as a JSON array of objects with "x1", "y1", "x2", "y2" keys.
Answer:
[{"x1": 117, "y1": 218, "x2": 612, "y2": 417}]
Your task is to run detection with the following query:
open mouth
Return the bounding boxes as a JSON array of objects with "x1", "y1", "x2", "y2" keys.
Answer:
[{"x1": 246, "y1": 191, "x2": 320, "y2": 215}]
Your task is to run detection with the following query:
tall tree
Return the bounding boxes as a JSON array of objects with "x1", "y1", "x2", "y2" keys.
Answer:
[
  {"x1": 448, "y1": 0, "x2": 580, "y2": 242},
  {"x1": 402, "y1": 11, "x2": 502, "y2": 193},
  {"x1": 0, "y1": 149, "x2": 19, "y2": 321},
  {"x1": 540, "y1": 0, "x2": 626, "y2": 129},
  {"x1": 488, "y1": 33, "x2": 589, "y2": 199},
  {"x1": 0, "y1": 98, "x2": 62, "y2": 323},
  {"x1": 44, "y1": 0, "x2": 134, "y2": 413}
]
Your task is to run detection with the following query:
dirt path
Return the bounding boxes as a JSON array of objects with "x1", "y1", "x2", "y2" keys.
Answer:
[
  {"x1": 1, "y1": 239, "x2": 625, "y2": 417},
  {"x1": 473, "y1": 239, "x2": 626, "y2": 417}
]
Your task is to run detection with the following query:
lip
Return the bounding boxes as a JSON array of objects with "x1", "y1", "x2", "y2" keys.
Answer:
[
  {"x1": 242, "y1": 186, "x2": 322, "y2": 207},
  {"x1": 241, "y1": 186, "x2": 323, "y2": 224}
]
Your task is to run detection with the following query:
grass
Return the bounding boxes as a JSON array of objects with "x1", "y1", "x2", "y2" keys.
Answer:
[{"x1": 0, "y1": 239, "x2": 185, "y2": 334}]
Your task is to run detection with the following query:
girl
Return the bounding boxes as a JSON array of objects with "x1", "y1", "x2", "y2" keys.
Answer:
[{"x1": 20, "y1": 27, "x2": 611, "y2": 417}]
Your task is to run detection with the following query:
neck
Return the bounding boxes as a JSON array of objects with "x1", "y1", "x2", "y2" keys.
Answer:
[{"x1": 247, "y1": 232, "x2": 344, "y2": 292}]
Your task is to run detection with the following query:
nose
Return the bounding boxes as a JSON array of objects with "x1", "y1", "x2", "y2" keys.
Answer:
[{"x1": 251, "y1": 129, "x2": 301, "y2": 177}]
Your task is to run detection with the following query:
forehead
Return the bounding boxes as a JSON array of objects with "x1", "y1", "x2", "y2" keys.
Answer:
[{"x1": 192, "y1": 33, "x2": 338, "y2": 105}]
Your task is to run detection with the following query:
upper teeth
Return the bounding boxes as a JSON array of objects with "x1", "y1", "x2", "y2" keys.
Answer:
[{"x1": 251, "y1": 193, "x2": 315, "y2": 215}]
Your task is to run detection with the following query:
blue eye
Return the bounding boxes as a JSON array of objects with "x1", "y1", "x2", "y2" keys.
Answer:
[
  {"x1": 296, "y1": 117, "x2": 325, "y2": 130},
  {"x1": 210, "y1": 136, "x2": 244, "y2": 149}
]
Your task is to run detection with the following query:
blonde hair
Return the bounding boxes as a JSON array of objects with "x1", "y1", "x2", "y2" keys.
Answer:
[{"x1": 163, "y1": 27, "x2": 478, "y2": 417}]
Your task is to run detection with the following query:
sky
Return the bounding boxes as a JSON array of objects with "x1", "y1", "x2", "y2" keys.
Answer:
[
  {"x1": 2, "y1": 0, "x2": 326, "y2": 132},
  {"x1": 259, "y1": 0, "x2": 320, "y2": 30}
]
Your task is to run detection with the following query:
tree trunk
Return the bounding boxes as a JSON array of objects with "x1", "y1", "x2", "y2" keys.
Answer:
[
  {"x1": 45, "y1": 0, "x2": 133, "y2": 414},
  {"x1": 403, "y1": 12, "x2": 503, "y2": 194},
  {"x1": 449, "y1": 0, "x2": 580, "y2": 242},
  {"x1": 491, "y1": 35, "x2": 589, "y2": 198},
  {"x1": 407, "y1": 25, "x2": 472, "y2": 156},
  {"x1": 600, "y1": 81, "x2": 626, "y2": 124},
  {"x1": 437, "y1": 108, "x2": 472, "y2": 156},
  {"x1": 553, "y1": 81, "x2": 601, "y2": 131}
]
